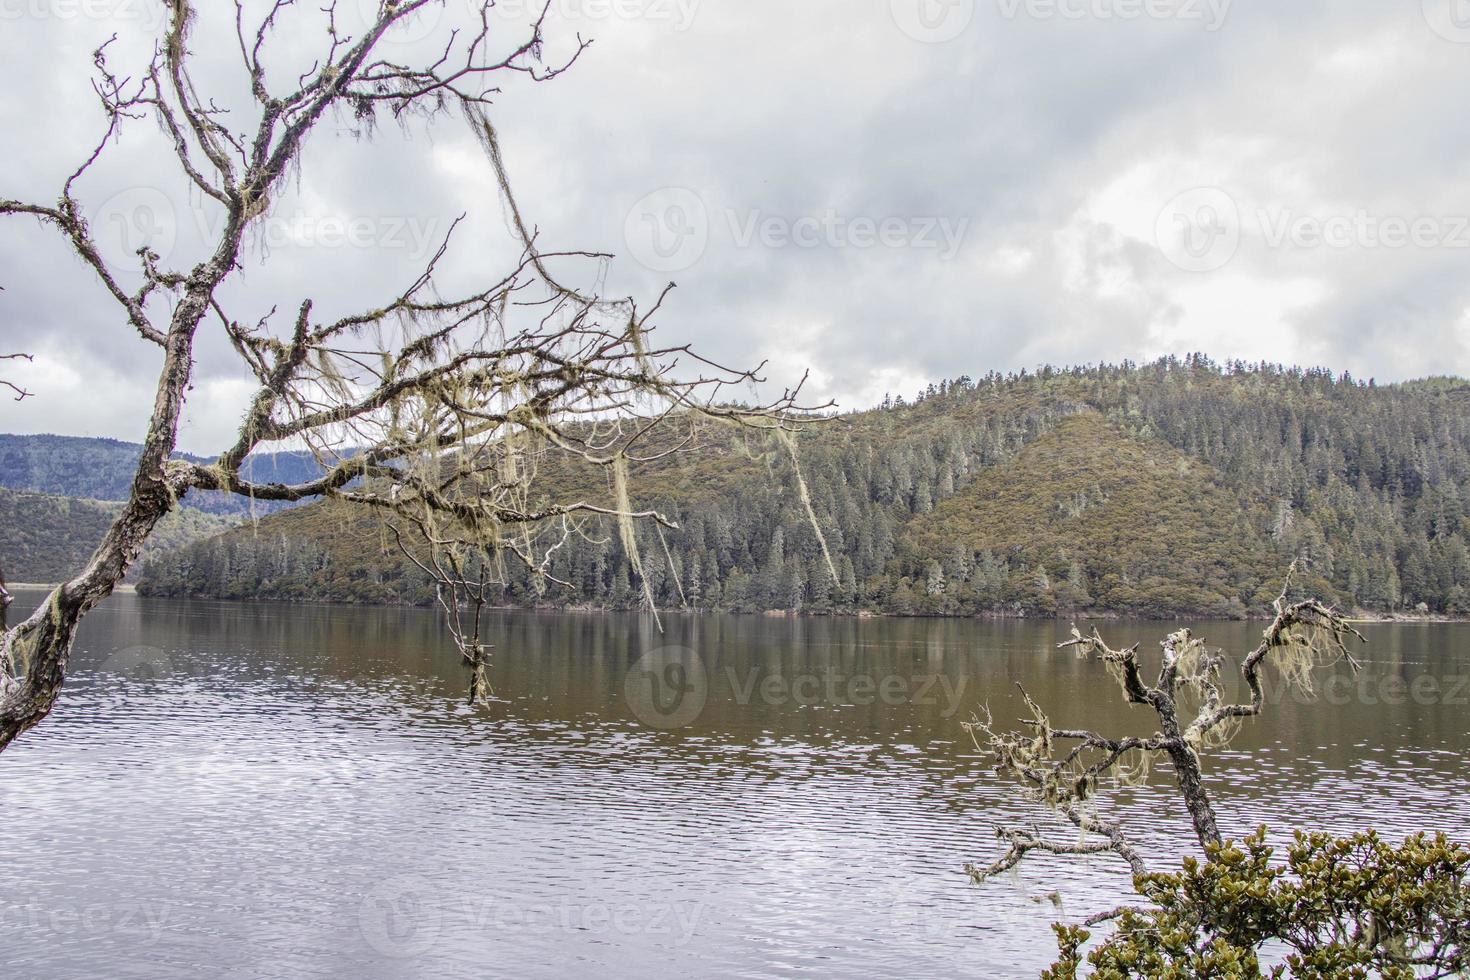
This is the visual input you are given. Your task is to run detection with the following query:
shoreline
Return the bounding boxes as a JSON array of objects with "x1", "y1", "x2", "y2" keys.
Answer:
[
  {"x1": 15, "y1": 585, "x2": 1462, "y2": 623},
  {"x1": 8, "y1": 582, "x2": 137, "y2": 593}
]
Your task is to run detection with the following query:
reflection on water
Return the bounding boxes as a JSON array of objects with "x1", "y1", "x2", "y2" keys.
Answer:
[{"x1": 1, "y1": 589, "x2": 1467, "y2": 978}]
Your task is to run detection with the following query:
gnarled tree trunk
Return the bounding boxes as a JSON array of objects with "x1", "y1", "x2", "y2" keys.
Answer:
[{"x1": 0, "y1": 287, "x2": 208, "y2": 752}]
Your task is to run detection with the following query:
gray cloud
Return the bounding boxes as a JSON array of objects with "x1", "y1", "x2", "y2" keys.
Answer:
[{"x1": 2, "y1": 0, "x2": 1467, "y2": 454}]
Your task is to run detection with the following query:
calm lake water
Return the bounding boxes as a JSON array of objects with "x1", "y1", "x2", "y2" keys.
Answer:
[{"x1": 2, "y1": 588, "x2": 1468, "y2": 979}]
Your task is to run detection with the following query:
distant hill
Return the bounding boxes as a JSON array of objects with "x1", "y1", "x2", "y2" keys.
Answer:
[
  {"x1": 0, "y1": 434, "x2": 326, "y2": 516},
  {"x1": 0, "y1": 488, "x2": 238, "y2": 584},
  {"x1": 896, "y1": 413, "x2": 1273, "y2": 617},
  {"x1": 132, "y1": 358, "x2": 1470, "y2": 618}
]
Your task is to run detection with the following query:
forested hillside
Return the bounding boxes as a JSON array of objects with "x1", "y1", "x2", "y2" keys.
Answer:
[
  {"x1": 134, "y1": 358, "x2": 1470, "y2": 618},
  {"x1": 0, "y1": 489, "x2": 238, "y2": 583},
  {"x1": 0, "y1": 434, "x2": 323, "y2": 516}
]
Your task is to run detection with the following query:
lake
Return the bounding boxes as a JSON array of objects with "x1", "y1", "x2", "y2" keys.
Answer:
[{"x1": 2, "y1": 589, "x2": 1467, "y2": 978}]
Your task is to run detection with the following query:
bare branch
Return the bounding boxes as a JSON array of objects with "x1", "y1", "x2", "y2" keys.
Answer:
[{"x1": 0, "y1": 352, "x2": 33, "y2": 401}]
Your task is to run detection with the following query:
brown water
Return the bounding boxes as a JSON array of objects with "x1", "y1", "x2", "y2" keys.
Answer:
[{"x1": 2, "y1": 588, "x2": 1467, "y2": 978}]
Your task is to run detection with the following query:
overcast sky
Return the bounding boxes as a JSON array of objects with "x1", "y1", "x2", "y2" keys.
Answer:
[{"x1": 3, "y1": 0, "x2": 1470, "y2": 454}]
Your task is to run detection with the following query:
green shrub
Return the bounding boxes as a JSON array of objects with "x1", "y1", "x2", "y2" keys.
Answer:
[{"x1": 1046, "y1": 828, "x2": 1470, "y2": 979}]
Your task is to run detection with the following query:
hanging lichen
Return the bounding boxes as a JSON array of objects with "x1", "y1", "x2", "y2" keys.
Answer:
[
  {"x1": 611, "y1": 453, "x2": 659, "y2": 626},
  {"x1": 656, "y1": 523, "x2": 688, "y2": 607},
  {"x1": 773, "y1": 426, "x2": 839, "y2": 587}
]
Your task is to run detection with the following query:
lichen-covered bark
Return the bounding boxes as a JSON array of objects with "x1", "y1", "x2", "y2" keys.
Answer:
[
  {"x1": 0, "y1": 279, "x2": 215, "y2": 752},
  {"x1": 1153, "y1": 695, "x2": 1222, "y2": 850}
]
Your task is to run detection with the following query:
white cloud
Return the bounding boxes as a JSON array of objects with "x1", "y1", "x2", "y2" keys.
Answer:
[
  {"x1": 1, "y1": 0, "x2": 1468, "y2": 454},
  {"x1": 1148, "y1": 273, "x2": 1330, "y2": 365}
]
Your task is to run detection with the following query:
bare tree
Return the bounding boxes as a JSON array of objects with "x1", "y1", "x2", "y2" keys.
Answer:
[
  {"x1": 0, "y1": 1, "x2": 824, "y2": 754},
  {"x1": 967, "y1": 569, "x2": 1365, "y2": 900}
]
